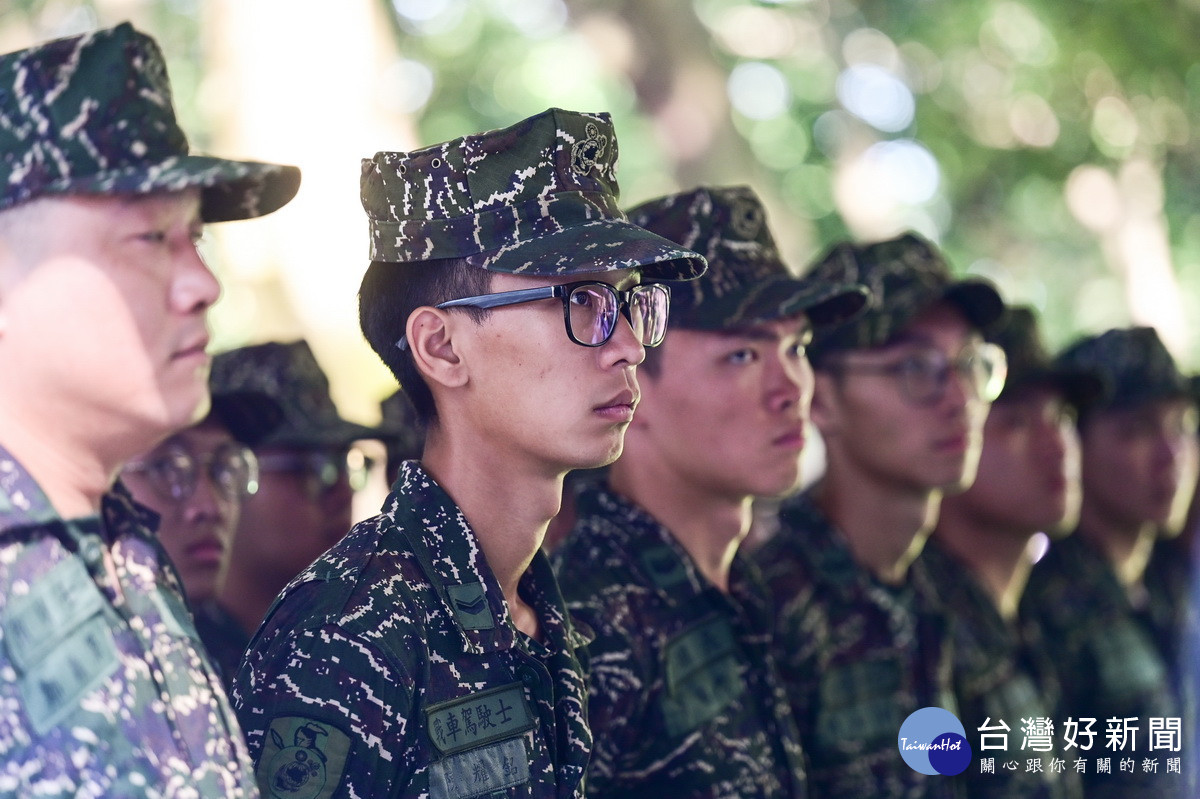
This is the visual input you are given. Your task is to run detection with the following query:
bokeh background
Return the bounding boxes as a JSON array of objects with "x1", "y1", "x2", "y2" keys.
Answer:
[{"x1": 6, "y1": 0, "x2": 1200, "y2": 427}]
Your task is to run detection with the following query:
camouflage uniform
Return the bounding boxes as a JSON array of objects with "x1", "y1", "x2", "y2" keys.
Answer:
[
  {"x1": 756, "y1": 492, "x2": 962, "y2": 799},
  {"x1": 919, "y1": 542, "x2": 1081, "y2": 799},
  {"x1": 554, "y1": 484, "x2": 807, "y2": 799},
  {"x1": 1022, "y1": 536, "x2": 1185, "y2": 798},
  {"x1": 0, "y1": 449, "x2": 258, "y2": 796},
  {"x1": 0, "y1": 22, "x2": 298, "y2": 798},
  {"x1": 756, "y1": 233, "x2": 1003, "y2": 799},
  {"x1": 234, "y1": 461, "x2": 592, "y2": 798},
  {"x1": 550, "y1": 186, "x2": 866, "y2": 799},
  {"x1": 1020, "y1": 326, "x2": 1196, "y2": 799},
  {"x1": 234, "y1": 109, "x2": 705, "y2": 799}
]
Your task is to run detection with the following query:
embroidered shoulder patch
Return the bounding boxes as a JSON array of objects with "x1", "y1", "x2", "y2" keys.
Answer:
[
  {"x1": 256, "y1": 716, "x2": 351, "y2": 799},
  {"x1": 446, "y1": 581, "x2": 495, "y2": 631}
]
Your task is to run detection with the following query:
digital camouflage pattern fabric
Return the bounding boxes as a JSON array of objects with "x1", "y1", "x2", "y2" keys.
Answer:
[
  {"x1": 1022, "y1": 535, "x2": 1188, "y2": 799},
  {"x1": 552, "y1": 483, "x2": 807, "y2": 799},
  {"x1": 361, "y1": 107, "x2": 705, "y2": 279},
  {"x1": 805, "y1": 232, "x2": 1004, "y2": 364},
  {"x1": 1055, "y1": 326, "x2": 1196, "y2": 413},
  {"x1": 0, "y1": 22, "x2": 299, "y2": 222},
  {"x1": 0, "y1": 447, "x2": 257, "y2": 797},
  {"x1": 625, "y1": 185, "x2": 867, "y2": 331},
  {"x1": 210, "y1": 340, "x2": 393, "y2": 450},
  {"x1": 233, "y1": 461, "x2": 591, "y2": 799},
  {"x1": 754, "y1": 491, "x2": 962, "y2": 799},
  {"x1": 919, "y1": 542, "x2": 1082, "y2": 799}
]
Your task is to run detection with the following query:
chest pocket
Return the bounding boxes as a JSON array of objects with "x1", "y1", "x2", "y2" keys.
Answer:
[
  {"x1": 660, "y1": 616, "x2": 745, "y2": 738},
  {"x1": 813, "y1": 658, "x2": 905, "y2": 755},
  {"x1": 4, "y1": 557, "x2": 121, "y2": 734}
]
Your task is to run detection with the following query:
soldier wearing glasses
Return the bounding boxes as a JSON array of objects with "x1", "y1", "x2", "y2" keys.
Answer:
[
  {"x1": 122, "y1": 379, "x2": 282, "y2": 687},
  {"x1": 207, "y1": 339, "x2": 393, "y2": 646},
  {"x1": 754, "y1": 233, "x2": 1006, "y2": 799},
  {"x1": 232, "y1": 109, "x2": 705, "y2": 798},
  {"x1": 552, "y1": 186, "x2": 868, "y2": 798},
  {"x1": 0, "y1": 23, "x2": 299, "y2": 797}
]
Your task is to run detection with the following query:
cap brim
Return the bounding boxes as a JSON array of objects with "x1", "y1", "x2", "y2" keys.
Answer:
[
  {"x1": 209, "y1": 392, "x2": 284, "y2": 448},
  {"x1": 678, "y1": 276, "x2": 869, "y2": 331},
  {"x1": 464, "y1": 216, "x2": 706, "y2": 280},
  {"x1": 266, "y1": 419, "x2": 398, "y2": 450},
  {"x1": 943, "y1": 280, "x2": 1006, "y2": 334},
  {"x1": 45, "y1": 154, "x2": 301, "y2": 222},
  {"x1": 1003, "y1": 366, "x2": 1109, "y2": 410}
]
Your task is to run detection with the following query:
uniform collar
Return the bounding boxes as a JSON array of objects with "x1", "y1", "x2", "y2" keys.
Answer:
[
  {"x1": 0, "y1": 444, "x2": 157, "y2": 544},
  {"x1": 574, "y1": 482, "x2": 767, "y2": 621},
  {"x1": 390, "y1": 460, "x2": 584, "y2": 656}
]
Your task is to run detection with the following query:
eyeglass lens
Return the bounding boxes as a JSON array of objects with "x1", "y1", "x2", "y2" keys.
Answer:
[
  {"x1": 133, "y1": 443, "x2": 258, "y2": 503},
  {"x1": 566, "y1": 283, "x2": 667, "y2": 347}
]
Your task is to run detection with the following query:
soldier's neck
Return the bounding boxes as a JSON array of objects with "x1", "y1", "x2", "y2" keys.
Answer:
[
  {"x1": 608, "y1": 458, "x2": 751, "y2": 594},
  {"x1": 0, "y1": 408, "x2": 116, "y2": 519},
  {"x1": 421, "y1": 429, "x2": 560, "y2": 638},
  {"x1": 1075, "y1": 504, "x2": 1158, "y2": 588},
  {"x1": 930, "y1": 511, "x2": 1037, "y2": 621},
  {"x1": 814, "y1": 469, "x2": 941, "y2": 586}
]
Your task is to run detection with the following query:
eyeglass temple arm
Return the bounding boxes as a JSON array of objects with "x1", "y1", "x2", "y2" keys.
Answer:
[{"x1": 396, "y1": 286, "x2": 563, "y2": 351}]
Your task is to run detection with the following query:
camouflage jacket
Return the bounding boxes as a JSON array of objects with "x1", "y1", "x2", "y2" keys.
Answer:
[
  {"x1": 0, "y1": 447, "x2": 257, "y2": 797},
  {"x1": 232, "y1": 460, "x2": 592, "y2": 799},
  {"x1": 919, "y1": 542, "x2": 1081, "y2": 799},
  {"x1": 552, "y1": 483, "x2": 807, "y2": 799},
  {"x1": 753, "y1": 490, "x2": 962, "y2": 799},
  {"x1": 1021, "y1": 534, "x2": 1187, "y2": 799}
]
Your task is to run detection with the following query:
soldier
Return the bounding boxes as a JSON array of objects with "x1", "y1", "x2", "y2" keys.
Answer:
[
  {"x1": 922, "y1": 307, "x2": 1101, "y2": 799},
  {"x1": 232, "y1": 109, "x2": 705, "y2": 798},
  {"x1": 1022, "y1": 327, "x2": 1198, "y2": 799},
  {"x1": 754, "y1": 232, "x2": 1006, "y2": 798},
  {"x1": 210, "y1": 339, "x2": 393, "y2": 641},
  {"x1": 121, "y1": 376, "x2": 281, "y2": 687},
  {"x1": 552, "y1": 185, "x2": 867, "y2": 798},
  {"x1": 0, "y1": 22, "x2": 299, "y2": 797}
]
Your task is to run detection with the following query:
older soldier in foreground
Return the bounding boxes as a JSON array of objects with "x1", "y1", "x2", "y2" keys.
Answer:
[
  {"x1": 233, "y1": 109, "x2": 705, "y2": 798},
  {"x1": 553, "y1": 185, "x2": 867, "y2": 798},
  {"x1": 1023, "y1": 327, "x2": 1198, "y2": 799},
  {"x1": 755, "y1": 233, "x2": 1006, "y2": 798},
  {"x1": 923, "y1": 307, "x2": 1100, "y2": 799},
  {"x1": 0, "y1": 23, "x2": 299, "y2": 797}
]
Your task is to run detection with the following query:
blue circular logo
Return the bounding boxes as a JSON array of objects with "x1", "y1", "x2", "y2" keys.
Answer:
[{"x1": 898, "y1": 707, "x2": 972, "y2": 776}]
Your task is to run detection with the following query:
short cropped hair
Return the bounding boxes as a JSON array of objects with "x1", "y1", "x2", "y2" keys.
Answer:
[{"x1": 359, "y1": 258, "x2": 491, "y2": 426}]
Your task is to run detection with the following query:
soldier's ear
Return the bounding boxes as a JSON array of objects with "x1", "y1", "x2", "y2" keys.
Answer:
[
  {"x1": 407, "y1": 307, "x2": 467, "y2": 391},
  {"x1": 810, "y1": 370, "x2": 841, "y2": 437}
]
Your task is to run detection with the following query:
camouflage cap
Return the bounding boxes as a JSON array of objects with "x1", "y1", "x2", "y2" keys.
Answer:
[
  {"x1": 805, "y1": 231, "x2": 1005, "y2": 362},
  {"x1": 210, "y1": 340, "x2": 394, "y2": 450},
  {"x1": 626, "y1": 185, "x2": 869, "y2": 330},
  {"x1": 208, "y1": 390, "x2": 283, "y2": 449},
  {"x1": 0, "y1": 22, "x2": 300, "y2": 222},
  {"x1": 1055, "y1": 326, "x2": 1197, "y2": 412},
  {"x1": 988, "y1": 306, "x2": 1106, "y2": 409},
  {"x1": 361, "y1": 108, "x2": 705, "y2": 279}
]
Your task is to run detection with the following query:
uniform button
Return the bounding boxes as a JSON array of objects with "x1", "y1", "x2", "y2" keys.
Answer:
[
  {"x1": 519, "y1": 667, "x2": 538, "y2": 686},
  {"x1": 78, "y1": 537, "x2": 103, "y2": 564}
]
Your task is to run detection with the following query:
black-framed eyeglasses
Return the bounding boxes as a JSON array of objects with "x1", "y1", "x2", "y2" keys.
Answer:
[
  {"x1": 125, "y1": 441, "x2": 259, "y2": 503},
  {"x1": 256, "y1": 448, "x2": 373, "y2": 501},
  {"x1": 828, "y1": 342, "x2": 1008, "y2": 406},
  {"x1": 396, "y1": 281, "x2": 671, "y2": 351}
]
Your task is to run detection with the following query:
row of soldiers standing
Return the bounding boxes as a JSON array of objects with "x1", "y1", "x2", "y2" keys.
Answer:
[{"x1": 0, "y1": 20, "x2": 1194, "y2": 799}]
